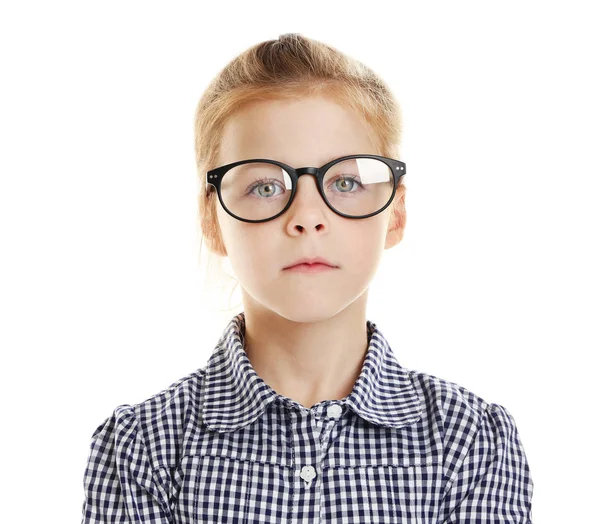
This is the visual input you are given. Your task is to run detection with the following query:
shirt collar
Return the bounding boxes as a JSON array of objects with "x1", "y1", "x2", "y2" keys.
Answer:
[{"x1": 202, "y1": 312, "x2": 424, "y2": 433}]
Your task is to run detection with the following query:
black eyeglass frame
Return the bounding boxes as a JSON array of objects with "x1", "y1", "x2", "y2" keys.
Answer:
[{"x1": 206, "y1": 154, "x2": 406, "y2": 224}]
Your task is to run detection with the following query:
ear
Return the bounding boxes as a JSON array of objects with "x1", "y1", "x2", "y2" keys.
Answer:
[{"x1": 384, "y1": 184, "x2": 407, "y2": 250}]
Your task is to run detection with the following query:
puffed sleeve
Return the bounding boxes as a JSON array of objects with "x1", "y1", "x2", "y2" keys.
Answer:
[
  {"x1": 81, "y1": 405, "x2": 172, "y2": 523},
  {"x1": 437, "y1": 403, "x2": 534, "y2": 523}
]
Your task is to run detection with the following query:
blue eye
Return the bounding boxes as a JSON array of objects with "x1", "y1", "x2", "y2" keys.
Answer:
[
  {"x1": 246, "y1": 178, "x2": 285, "y2": 198},
  {"x1": 331, "y1": 175, "x2": 363, "y2": 193}
]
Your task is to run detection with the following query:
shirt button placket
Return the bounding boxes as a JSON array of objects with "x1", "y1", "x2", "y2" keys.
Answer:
[
  {"x1": 317, "y1": 402, "x2": 344, "y2": 450},
  {"x1": 299, "y1": 403, "x2": 344, "y2": 487},
  {"x1": 318, "y1": 403, "x2": 340, "y2": 447},
  {"x1": 316, "y1": 402, "x2": 344, "y2": 523}
]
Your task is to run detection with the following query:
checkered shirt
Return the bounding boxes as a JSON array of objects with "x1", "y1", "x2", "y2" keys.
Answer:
[{"x1": 81, "y1": 311, "x2": 534, "y2": 522}]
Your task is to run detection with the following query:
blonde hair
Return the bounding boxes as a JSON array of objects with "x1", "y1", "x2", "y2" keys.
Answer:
[{"x1": 193, "y1": 33, "x2": 406, "y2": 311}]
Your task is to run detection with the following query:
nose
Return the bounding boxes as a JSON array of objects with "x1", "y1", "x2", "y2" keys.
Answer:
[{"x1": 292, "y1": 170, "x2": 325, "y2": 207}]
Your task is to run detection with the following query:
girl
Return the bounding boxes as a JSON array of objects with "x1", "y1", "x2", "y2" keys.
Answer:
[{"x1": 81, "y1": 33, "x2": 533, "y2": 523}]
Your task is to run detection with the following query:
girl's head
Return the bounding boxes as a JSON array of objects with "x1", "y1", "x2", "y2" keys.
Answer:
[{"x1": 195, "y1": 33, "x2": 406, "y2": 320}]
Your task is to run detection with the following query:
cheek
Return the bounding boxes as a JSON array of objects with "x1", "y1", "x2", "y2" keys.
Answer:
[
  {"x1": 353, "y1": 218, "x2": 388, "y2": 250},
  {"x1": 216, "y1": 206, "x2": 245, "y2": 252},
  {"x1": 218, "y1": 219, "x2": 275, "y2": 274},
  {"x1": 347, "y1": 221, "x2": 388, "y2": 268}
]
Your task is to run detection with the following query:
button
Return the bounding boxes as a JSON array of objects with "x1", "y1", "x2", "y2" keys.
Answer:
[
  {"x1": 300, "y1": 465, "x2": 316, "y2": 482},
  {"x1": 326, "y1": 404, "x2": 343, "y2": 419}
]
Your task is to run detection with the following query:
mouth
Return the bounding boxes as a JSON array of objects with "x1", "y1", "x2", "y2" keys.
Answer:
[
  {"x1": 283, "y1": 263, "x2": 338, "y2": 273},
  {"x1": 283, "y1": 256, "x2": 338, "y2": 270}
]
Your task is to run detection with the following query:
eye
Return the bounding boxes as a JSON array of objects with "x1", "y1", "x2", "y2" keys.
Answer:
[
  {"x1": 246, "y1": 178, "x2": 285, "y2": 198},
  {"x1": 329, "y1": 175, "x2": 363, "y2": 193}
]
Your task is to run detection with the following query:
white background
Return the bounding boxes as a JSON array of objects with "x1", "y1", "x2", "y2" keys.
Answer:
[{"x1": 1, "y1": 1, "x2": 598, "y2": 522}]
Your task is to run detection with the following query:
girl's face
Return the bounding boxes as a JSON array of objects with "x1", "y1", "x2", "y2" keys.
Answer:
[{"x1": 215, "y1": 94, "x2": 405, "y2": 322}]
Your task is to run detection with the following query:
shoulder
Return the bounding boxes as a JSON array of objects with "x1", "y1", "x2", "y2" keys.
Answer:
[
  {"x1": 132, "y1": 367, "x2": 207, "y2": 432},
  {"x1": 92, "y1": 367, "x2": 208, "y2": 471},
  {"x1": 405, "y1": 368, "x2": 522, "y2": 473},
  {"x1": 407, "y1": 368, "x2": 491, "y2": 422}
]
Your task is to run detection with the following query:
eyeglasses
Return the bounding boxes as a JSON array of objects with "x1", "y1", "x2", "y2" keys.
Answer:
[{"x1": 206, "y1": 154, "x2": 406, "y2": 223}]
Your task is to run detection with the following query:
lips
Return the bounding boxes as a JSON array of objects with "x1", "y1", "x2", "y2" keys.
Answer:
[
  {"x1": 284, "y1": 256, "x2": 337, "y2": 269},
  {"x1": 283, "y1": 262, "x2": 337, "y2": 273}
]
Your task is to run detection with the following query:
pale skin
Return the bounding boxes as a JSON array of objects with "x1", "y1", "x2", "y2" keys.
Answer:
[{"x1": 215, "y1": 94, "x2": 406, "y2": 410}]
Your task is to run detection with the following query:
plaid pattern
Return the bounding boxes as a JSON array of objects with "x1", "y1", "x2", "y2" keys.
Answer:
[{"x1": 82, "y1": 312, "x2": 534, "y2": 522}]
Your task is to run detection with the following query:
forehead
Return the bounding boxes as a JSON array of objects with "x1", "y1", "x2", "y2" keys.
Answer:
[{"x1": 218, "y1": 95, "x2": 379, "y2": 166}]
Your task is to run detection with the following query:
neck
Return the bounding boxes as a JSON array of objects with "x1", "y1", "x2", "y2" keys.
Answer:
[{"x1": 240, "y1": 289, "x2": 370, "y2": 409}]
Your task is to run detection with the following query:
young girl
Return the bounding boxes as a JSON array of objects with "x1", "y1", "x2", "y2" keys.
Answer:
[{"x1": 81, "y1": 33, "x2": 533, "y2": 523}]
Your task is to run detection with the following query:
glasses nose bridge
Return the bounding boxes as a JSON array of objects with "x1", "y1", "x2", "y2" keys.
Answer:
[
  {"x1": 295, "y1": 166, "x2": 321, "y2": 187},
  {"x1": 293, "y1": 166, "x2": 321, "y2": 193},
  {"x1": 295, "y1": 166, "x2": 320, "y2": 178}
]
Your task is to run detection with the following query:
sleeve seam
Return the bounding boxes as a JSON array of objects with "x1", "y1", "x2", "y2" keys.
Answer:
[{"x1": 441, "y1": 402, "x2": 489, "y2": 497}]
